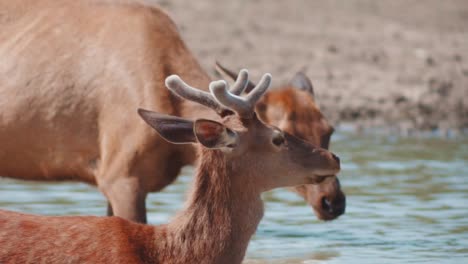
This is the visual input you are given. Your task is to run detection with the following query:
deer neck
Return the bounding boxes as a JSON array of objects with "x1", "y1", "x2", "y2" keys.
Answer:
[{"x1": 158, "y1": 149, "x2": 264, "y2": 264}]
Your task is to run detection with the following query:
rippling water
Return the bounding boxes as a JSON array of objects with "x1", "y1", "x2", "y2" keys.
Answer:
[{"x1": 1, "y1": 133, "x2": 467, "y2": 263}]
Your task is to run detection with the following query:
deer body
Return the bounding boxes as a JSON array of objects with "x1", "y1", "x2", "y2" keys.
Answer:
[
  {"x1": 0, "y1": 154, "x2": 262, "y2": 264},
  {"x1": 0, "y1": 0, "x2": 344, "y2": 223},
  {"x1": 0, "y1": 72, "x2": 340, "y2": 264}
]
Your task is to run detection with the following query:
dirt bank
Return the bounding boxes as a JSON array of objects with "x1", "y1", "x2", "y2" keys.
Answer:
[{"x1": 147, "y1": 0, "x2": 468, "y2": 133}]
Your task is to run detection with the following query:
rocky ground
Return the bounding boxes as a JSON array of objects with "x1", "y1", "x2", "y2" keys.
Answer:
[{"x1": 147, "y1": 0, "x2": 468, "y2": 134}]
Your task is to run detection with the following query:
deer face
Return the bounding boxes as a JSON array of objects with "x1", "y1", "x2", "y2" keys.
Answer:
[
  {"x1": 138, "y1": 70, "x2": 340, "y2": 193},
  {"x1": 222, "y1": 116, "x2": 340, "y2": 191}
]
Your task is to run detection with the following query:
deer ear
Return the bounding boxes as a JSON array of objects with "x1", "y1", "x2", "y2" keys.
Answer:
[
  {"x1": 291, "y1": 72, "x2": 314, "y2": 97},
  {"x1": 138, "y1": 109, "x2": 196, "y2": 144},
  {"x1": 194, "y1": 119, "x2": 238, "y2": 149}
]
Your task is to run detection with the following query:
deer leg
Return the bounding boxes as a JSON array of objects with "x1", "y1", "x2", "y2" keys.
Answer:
[{"x1": 100, "y1": 177, "x2": 148, "y2": 223}]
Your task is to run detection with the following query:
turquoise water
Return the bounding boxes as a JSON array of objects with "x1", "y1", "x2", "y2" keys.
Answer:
[{"x1": 1, "y1": 133, "x2": 467, "y2": 263}]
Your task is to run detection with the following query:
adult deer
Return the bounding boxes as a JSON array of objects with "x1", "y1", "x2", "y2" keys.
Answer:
[
  {"x1": 0, "y1": 0, "x2": 344, "y2": 223},
  {"x1": 0, "y1": 72, "x2": 341, "y2": 264}
]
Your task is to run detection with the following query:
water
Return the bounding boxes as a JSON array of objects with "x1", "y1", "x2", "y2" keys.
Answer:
[{"x1": 1, "y1": 133, "x2": 467, "y2": 263}]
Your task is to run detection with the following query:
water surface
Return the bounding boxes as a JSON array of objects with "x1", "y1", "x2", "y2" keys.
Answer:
[{"x1": 1, "y1": 133, "x2": 467, "y2": 263}]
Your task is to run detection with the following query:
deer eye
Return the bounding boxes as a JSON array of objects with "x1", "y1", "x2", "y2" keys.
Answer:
[{"x1": 272, "y1": 131, "x2": 285, "y2": 146}]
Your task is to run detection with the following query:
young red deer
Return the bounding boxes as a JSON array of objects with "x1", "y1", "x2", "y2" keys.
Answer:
[
  {"x1": 215, "y1": 62, "x2": 345, "y2": 219},
  {"x1": 0, "y1": 0, "x2": 344, "y2": 222},
  {"x1": 0, "y1": 72, "x2": 340, "y2": 264}
]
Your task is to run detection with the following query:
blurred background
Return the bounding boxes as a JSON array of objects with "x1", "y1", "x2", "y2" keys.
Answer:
[
  {"x1": 1, "y1": 1, "x2": 468, "y2": 263},
  {"x1": 161, "y1": 0, "x2": 468, "y2": 134}
]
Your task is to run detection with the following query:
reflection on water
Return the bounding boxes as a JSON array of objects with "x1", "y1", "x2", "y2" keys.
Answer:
[{"x1": 1, "y1": 133, "x2": 467, "y2": 263}]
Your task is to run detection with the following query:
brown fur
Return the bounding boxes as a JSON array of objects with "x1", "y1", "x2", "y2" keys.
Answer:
[{"x1": 0, "y1": 0, "x2": 343, "y2": 222}]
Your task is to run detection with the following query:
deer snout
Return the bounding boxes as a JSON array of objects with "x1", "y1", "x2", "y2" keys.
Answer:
[
  {"x1": 304, "y1": 150, "x2": 341, "y2": 181},
  {"x1": 316, "y1": 192, "x2": 346, "y2": 220},
  {"x1": 317, "y1": 149, "x2": 341, "y2": 175},
  {"x1": 303, "y1": 177, "x2": 346, "y2": 221}
]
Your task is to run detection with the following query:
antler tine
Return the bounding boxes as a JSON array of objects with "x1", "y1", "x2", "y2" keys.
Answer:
[
  {"x1": 165, "y1": 75, "x2": 227, "y2": 114},
  {"x1": 245, "y1": 73, "x2": 271, "y2": 105},
  {"x1": 210, "y1": 72, "x2": 272, "y2": 118},
  {"x1": 229, "y1": 69, "x2": 249, "y2": 95},
  {"x1": 210, "y1": 80, "x2": 251, "y2": 117}
]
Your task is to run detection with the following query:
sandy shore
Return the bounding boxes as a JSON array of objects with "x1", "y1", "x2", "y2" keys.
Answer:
[{"x1": 145, "y1": 0, "x2": 468, "y2": 133}]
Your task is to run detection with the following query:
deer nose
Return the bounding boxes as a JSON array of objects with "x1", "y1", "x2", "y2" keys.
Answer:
[{"x1": 320, "y1": 195, "x2": 346, "y2": 219}]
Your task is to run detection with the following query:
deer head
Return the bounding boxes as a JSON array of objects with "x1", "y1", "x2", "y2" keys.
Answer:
[
  {"x1": 215, "y1": 62, "x2": 345, "y2": 220},
  {"x1": 138, "y1": 70, "x2": 340, "y2": 193}
]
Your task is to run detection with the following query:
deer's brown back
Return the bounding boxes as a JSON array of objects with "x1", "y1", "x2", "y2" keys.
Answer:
[
  {"x1": 0, "y1": 209, "x2": 158, "y2": 263},
  {"x1": 0, "y1": 0, "x2": 201, "y2": 183}
]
